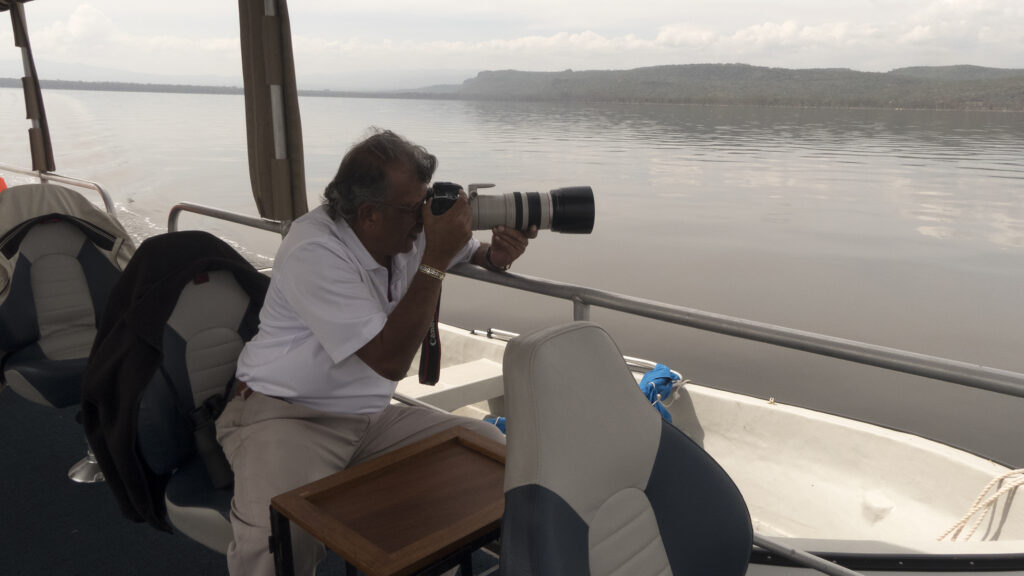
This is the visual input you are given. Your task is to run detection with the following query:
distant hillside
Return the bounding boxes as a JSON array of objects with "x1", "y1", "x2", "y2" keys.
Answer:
[
  {"x1": 0, "y1": 77, "x2": 439, "y2": 100},
  {"x1": 3, "y1": 64, "x2": 1023, "y2": 111},
  {"x1": 0, "y1": 78, "x2": 243, "y2": 96},
  {"x1": 440, "y1": 64, "x2": 1024, "y2": 111},
  {"x1": 887, "y1": 65, "x2": 1024, "y2": 81}
]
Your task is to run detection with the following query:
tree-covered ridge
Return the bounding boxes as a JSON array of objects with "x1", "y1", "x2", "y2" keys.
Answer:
[
  {"x1": 450, "y1": 64, "x2": 1024, "y2": 111},
  {"x1": 2, "y1": 64, "x2": 1022, "y2": 111}
]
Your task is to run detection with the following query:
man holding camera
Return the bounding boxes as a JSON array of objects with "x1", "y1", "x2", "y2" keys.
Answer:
[{"x1": 215, "y1": 128, "x2": 535, "y2": 576}]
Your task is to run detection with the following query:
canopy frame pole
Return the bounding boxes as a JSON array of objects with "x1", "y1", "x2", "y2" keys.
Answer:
[{"x1": 9, "y1": 0, "x2": 55, "y2": 173}]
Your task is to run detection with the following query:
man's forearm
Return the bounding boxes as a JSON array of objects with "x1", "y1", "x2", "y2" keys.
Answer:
[
  {"x1": 471, "y1": 243, "x2": 507, "y2": 271},
  {"x1": 471, "y1": 243, "x2": 489, "y2": 268},
  {"x1": 355, "y1": 269, "x2": 444, "y2": 381}
]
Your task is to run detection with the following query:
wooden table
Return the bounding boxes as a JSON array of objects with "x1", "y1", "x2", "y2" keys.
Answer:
[{"x1": 269, "y1": 426, "x2": 506, "y2": 576}]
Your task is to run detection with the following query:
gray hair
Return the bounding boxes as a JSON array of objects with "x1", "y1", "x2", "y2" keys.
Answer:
[{"x1": 322, "y1": 128, "x2": 437, "y2": 223}]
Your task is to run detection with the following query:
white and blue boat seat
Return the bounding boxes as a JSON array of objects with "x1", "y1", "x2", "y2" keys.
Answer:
[
  {"x1": 499, "y1": 322, "x2": 753, "y2": 576},
  {"x1": 81, "y1": 230, "x2": 268, "y2": 554},
  {"x1": 0, "y1": 183, "x2": 133, "y2": 407},
  {"x1": 138, "y1": 268, "x2": 262, "y2": 553}
]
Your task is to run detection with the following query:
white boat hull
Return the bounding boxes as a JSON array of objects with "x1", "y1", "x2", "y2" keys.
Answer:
[{"x1": 400, "y1": 324, "x2": 1024, "y2": 574}]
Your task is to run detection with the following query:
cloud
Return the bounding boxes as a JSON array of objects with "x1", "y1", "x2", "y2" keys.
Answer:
[
  {"x1": 26, "y1": 4, "x2": 239, "y2": 78},
  {"x1": 655, "y1": 25, "x2": 717, "y2": 47},
  {"x1": 901, "y1": 25, "x2": 936, "y2": 44},
  {"x1": 293, "y1": 30, "x2": 666, "y2": 73},
  {"x1": 732, "y1": 21, "x2": 803, "y2": 47},
  {"x1": 50, "y1": 4, "x2": 117, "y2": 39},
  {"x1": 5, "y1": 1, "x2": 1023, "y2": 87}
]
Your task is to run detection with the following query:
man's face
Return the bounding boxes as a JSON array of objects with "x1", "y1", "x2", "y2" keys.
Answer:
[{"x1": 378, "y1": 164, "x2": 429, "y2": 256}]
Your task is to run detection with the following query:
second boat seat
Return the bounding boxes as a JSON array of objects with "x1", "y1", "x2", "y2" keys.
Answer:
[
  {"x1": 81, "y1": 230, "x2": 268, "y2": 553},
  {"x1": 499, "y1": 322, "x2": 753, "y2": 576},
  {"x1": 0, "y1": 183, "x2": 133, "y2": 408},
  {"x1": 138, "y1": 269, "x2": 261, "y2": 553},
  {"x1": 0, "y1": 183, "x2": 134, "y2": 483}
]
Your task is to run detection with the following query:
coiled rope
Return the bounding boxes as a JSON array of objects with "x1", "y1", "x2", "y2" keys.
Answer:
[{"x1": 939, "y1": 468, "x2": 1024, "y2": 542}]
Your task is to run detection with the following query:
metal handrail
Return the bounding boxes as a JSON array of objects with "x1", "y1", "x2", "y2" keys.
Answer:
[
  {"x1": 167, "y1": 201, "x2": 289, "y2": 236},
  {"x1": 158, "y1": 202, "x2": 1024, "y2": 400},
  {"x1": 449, "y1": 263, "x2": 1024, "y2": 399},
  {"x1": 753, "y1": 535, "x2": 864, "y2": 576},
  {"x1": 0, "y1": 162, "x2": 117, "y2": 216}
]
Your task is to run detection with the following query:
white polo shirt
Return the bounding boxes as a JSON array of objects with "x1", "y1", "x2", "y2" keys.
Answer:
[{"x1": 236, "y1": 205, "x2": 479, "y2": 414}]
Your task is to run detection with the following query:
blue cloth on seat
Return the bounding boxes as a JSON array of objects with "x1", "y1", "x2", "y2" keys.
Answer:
[
  {"x1": 485, "y1": 366, "x2": 677, "y2": 432},
  {"x1": 639, "y1": 364, "x2": 679, "y2": 423},
  {"x1": 485, "y1": 416, "x2": 506, "y2": 434}
]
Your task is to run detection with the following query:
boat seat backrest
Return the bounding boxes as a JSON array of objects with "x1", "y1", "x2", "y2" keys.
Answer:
[
  {"x1": 499, "y1": 322, "x2": 752, "y2": 576},
  {"x1": 82, "y1": 230, "x2": 267, "y2": 552},
  {"x1": 137, "y1": 269, "x2": 255, "y2": 475},
  {"x1": 134, "y1": 268, "x2": 260, "y2": 555},
  {"x1": 0, "y1": 218, "x2": 121, "y2": 407}
]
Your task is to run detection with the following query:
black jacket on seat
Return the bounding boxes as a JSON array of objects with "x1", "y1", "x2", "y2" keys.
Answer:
[{"x1": 81, "y1": 231, "x2": 269, "y2": 531}]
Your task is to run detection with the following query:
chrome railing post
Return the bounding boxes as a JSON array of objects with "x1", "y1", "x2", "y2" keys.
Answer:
[{"x1": 573, "y1": 298, "x2": 590, "y2": 321}]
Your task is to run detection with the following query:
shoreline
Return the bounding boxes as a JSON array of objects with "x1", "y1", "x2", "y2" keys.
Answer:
[{"x1": 2, "y1": 77, "x2": 1022, "y2": 113}]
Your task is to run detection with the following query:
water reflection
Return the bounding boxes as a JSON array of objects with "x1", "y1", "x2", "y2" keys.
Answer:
[
  {"x1": 3, "y1": 88, "x2": 1022, "y2": 256},
  {"x1": 451, "y1": 100, "x2": 1024, "y2": 250}
]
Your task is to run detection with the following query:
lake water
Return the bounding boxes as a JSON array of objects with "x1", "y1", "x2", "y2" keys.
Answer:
[{"x1": 2, "y1": 88, "x2": 1023, "y2": 465}]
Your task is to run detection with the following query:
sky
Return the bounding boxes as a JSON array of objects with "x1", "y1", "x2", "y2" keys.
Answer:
[{"x1": 2, "y1": 0, "x2": 1023, "y2": 90}]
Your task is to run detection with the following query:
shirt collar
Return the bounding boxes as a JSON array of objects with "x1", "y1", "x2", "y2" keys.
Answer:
[{"x1": 332, "y1": 212, "x2": 386, "y2": 272}]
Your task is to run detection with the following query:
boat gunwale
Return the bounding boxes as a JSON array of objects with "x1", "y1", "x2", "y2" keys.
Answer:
[{"x1": 751, "y1": 548, "x2": 1024, "y2": 572}]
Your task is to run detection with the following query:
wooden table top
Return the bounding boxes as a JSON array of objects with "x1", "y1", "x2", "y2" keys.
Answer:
[{"x1": 271, "y1": 426, "x2": 506, "y2": 576}]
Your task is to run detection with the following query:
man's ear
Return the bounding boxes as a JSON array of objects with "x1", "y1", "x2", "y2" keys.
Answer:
[{"x1": 356, "y1": 203, "x2": 379, "y2": 229}]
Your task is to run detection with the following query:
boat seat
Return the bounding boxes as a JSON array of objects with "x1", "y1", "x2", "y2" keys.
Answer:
[
  {"x1": 0, "y1": 183, "x2": 133, "y2": 407},
  {"x1": 0, "y1": 184, "x2": 134, "y2": 483},
  {"x1": 81, "y1": 231, "x2": 268, "y2": 554},
  {"x1": 137, "y1": 268, "x2": 259, "y2": 553},
  {"x1": 0, "y1": 217, "x2": 122, "y2": 407},
  {"x1": 499, "y1": 322, "x2": 752, "y2": 576}
]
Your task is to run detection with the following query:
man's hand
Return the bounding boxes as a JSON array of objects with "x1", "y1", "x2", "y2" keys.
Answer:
[
  {"x1": 358, "y1": 192, "x2": 472, "y2": 381},
  {"x1": 486, "y1": 225, "x2": 538, "y2": 270},
  {"x1": 422, "y1": 191, "x2": 472, "y2": 269}
]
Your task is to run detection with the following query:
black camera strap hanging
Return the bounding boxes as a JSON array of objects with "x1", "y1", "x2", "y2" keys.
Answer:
[{"x1": 418, "y1": 291, "x2": 442, "y2": 385}]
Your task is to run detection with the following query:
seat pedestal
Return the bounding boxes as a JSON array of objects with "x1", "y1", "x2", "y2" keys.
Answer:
[{"x1": 68, "y1": 445, "x2": 104, "y2": 483}]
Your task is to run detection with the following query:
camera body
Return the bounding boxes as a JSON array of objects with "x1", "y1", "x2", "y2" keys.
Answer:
[
  {"x1": 427, "y1": 182, "x2": 594, "y2": 234},
  {"x1": 428, "y1": 181, "x2": 463, "y2": 216}
]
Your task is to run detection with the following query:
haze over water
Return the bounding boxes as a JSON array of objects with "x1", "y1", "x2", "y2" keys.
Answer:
[{"x1": 2, "y1": 88, "x2": 1023, "y2": 464}]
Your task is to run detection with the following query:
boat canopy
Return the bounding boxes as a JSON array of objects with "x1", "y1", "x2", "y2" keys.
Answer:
[
  {"x1": 2, "y1": 0, "x2": 55, "y2": 174},
  {"x1": 238, "y1": 0, "x2": 308, "y2": 222}
]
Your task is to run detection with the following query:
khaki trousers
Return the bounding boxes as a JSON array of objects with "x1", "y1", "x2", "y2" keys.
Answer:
[{"x1": 215, "y1": 391, "x2": 506, "y2": 576}]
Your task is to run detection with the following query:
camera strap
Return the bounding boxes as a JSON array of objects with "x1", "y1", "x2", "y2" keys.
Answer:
[{"x1": 418, "y1": 291, "x2": 442, "y2": 385}]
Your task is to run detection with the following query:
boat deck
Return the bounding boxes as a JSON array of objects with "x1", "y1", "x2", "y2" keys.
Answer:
[
  {"x1": 0, "y1": 390, "x2": 497, "y2": 575},
  {"x1": 1, "y1": 390, "x2": 228, "y2": 575}
]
